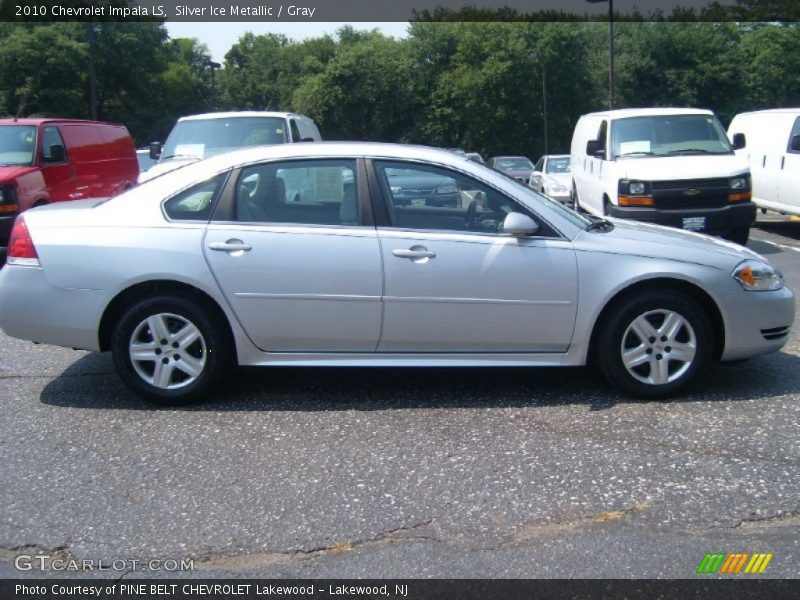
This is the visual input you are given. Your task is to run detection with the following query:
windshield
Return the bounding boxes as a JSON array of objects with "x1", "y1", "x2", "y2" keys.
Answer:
[
  {"x1": 161, "y1": 117, "x2": 287, "y2": 161},
  {"x1": 495, "y1": 157, "x2": 533, "y2": 170},
  {"x1": 611, "y1": 114, "x2": 732, "y2": 158},
  {"x1": 0, "y1": 125, "x2": 37, "y2": 166},
  {"x1": 546, "y1": 157, "x2": 571, "y2": 174}
]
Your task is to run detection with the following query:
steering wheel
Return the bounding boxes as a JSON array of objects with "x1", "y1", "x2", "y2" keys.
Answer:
[{"x1": 464, "y1": 200, "x2": 478, "y2": 230}]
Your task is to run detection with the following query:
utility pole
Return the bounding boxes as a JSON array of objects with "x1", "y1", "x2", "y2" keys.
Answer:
[{"x1": 529, "y1": 51, "x2": 549, "y2": 156}]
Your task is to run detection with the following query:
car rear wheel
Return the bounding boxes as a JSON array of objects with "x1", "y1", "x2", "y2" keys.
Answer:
[
  {"x1": 597, "y1": 291, "x2": 712, "y2": 399},
  {"x1": 111, "y1": 296, "x2": 231, "y2": 404}
]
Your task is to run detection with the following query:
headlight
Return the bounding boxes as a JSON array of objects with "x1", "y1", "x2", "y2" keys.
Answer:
[
  {"x1": 546, "y1": 184, "x2": 568, "y2": 193},
  {"x1": 730, "y1": 176, "x2": 748, "y2": 190},
  {"x1": 434, "y1": 184, "x2": 458, "y2": 194},
  {"x1": 629, "y1": 181, "x2": 646, "y2": 195},
  {"x1": 390, "y1": 186, "x2": 401, "y2": 194},
  {"x1": 732, "y1": 259, "x2": 784, "y2": 291}
]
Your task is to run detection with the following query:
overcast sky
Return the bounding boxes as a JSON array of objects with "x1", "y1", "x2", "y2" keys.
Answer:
[{"x1": 165, "y1": 22, "x2": 411, "y2": 63}]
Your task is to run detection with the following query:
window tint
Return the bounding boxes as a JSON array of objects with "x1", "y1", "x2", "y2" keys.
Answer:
[
  {"x1": 595, "y1": 121, "x2": 608, "y2": 158},
  {"x1": 164, "y1": 174, "x2": 225, "y2": 221},
  {"x1": 546, "y1": 157, "x2": 571, "y2": 173},
  {"x1": 534, "y1": 158, "x2": 544, "y2": 172},
  {"x1": 289, "y1": 119, "x2": 302, "y2": 143},
  {"x1": 788, "y1": 117, "x2": 800, "y2": 154},
  {"x1": 374, "y1": 160, "x2": 540, "y2": 235},
  {"x1": 235, "y1": 160, "x2": 359, "y2": 226},
  {"x1": 41, "y1": 126, "x2": 66, "y2": 162}
]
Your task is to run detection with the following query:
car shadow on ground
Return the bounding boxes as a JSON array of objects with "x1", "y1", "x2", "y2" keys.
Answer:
[
  {"x1": 39, "y1": 349, "x2": 800, "y2": 413},
  {"x1": 753, "y1": 218, "x2": 800, "y2": 242}
]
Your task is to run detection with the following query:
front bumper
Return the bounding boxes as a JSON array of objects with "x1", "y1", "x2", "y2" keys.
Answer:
[
  {"x1": 607, "y1": 201, "x2": 756, "y2": 234},
  {"x1": 720, "y1": 285, "x2": 795, "y2": 361}
]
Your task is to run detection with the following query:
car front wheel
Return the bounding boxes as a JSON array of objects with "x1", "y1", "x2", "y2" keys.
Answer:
[
  {"x1": 597, "y1": 291, "x2": 712, "y2": 399},
  {"x1": 111, "y1": 296, "x2": 231, "y2": 404}
]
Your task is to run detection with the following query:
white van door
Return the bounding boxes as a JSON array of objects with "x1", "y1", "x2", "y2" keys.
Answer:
[{"x1": 777, "y1": 115, "x2": 800, "y2": 214}]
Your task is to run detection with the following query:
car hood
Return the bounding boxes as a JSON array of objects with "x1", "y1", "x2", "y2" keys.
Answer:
[
  {"x1": 0, "y1": 165, "x2": 37, "y2": 182},
  {"x1": 503, "y1": 169, "x2": 532, "y2": 179},
  {"x1": 616, "y1": 154, "x2": 749, "y2": 180},
  {"x1": 138, "y1": 157, "x2": 200, "y2": 183},
  {"x1": 542, "y1": 173, "x2": 571, "y2": 187},
  {"x1": 574, "y1": 218, "x2": 764, "y2": 269}
]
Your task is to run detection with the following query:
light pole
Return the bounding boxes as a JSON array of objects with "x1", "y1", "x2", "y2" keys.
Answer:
[
  {"x1": 587, "y1": 0, "x2": 616, "y2": 109},
  {"x1": 529, "y1": 51, "x2": 548, "y2": 156}
]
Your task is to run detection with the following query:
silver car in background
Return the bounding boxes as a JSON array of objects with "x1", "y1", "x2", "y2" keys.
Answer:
[{"x1": 0, "y1": 143, "x2": 794, "y2": 404}]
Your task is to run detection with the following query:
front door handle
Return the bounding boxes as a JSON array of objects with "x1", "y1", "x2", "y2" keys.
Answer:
[
  {"x1": 392, "y1": 248, "x2": 436, "y2": 260},
  {"x1": 209, "y1": 240, "x2": 252, "y2": 253}
]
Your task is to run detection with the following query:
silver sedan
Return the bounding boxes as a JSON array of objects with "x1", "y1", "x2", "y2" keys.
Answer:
[{"x1": 0, "y1": 143, "x2": 794, "y2": 404}]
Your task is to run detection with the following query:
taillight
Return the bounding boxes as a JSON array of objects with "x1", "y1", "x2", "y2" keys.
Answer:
[{"x1": 7, "y1": 216, "x2": 40, "y2": 267}]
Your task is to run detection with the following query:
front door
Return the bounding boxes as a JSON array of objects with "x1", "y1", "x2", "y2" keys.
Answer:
[{"x1": 370, "y1": 160, "x2": 578, "y2": 353}]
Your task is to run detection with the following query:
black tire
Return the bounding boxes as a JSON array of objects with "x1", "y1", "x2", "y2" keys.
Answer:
[
  {"x1": 724, "y1": 227, "x2": 750, "y2": 246},
  {"x1": 597, "y1": 291, "x2": 712, "y2": 399},
  {"x1": 111, "y1": 295, "x2": 231, "y2": 405},
  {"x1": 571, "y1": 181, "x2": 581, "y2": 212}
]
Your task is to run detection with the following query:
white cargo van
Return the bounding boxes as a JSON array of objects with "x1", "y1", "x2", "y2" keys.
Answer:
[
  {"x1": 570, "y1": 108, "x2": 755, "y2": 245},
  {"x1": 728, "y1": 108, "x2": 800, "y2": 217},
  {"x1": 141, "y1": 111, "x2": 322, "y2": 182}
]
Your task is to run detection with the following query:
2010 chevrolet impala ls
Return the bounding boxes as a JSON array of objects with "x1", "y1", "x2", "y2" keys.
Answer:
[{"x1": 0, "y1": 143, "x2": 794, "y2": 404}]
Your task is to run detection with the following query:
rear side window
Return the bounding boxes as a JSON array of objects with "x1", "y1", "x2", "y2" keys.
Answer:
[
  {"x1": 164, "y1": 174, "x2": 226, "y2": 221},
  {"x1": 235, "y1": 159, "x2": 359, "y2": 226}
]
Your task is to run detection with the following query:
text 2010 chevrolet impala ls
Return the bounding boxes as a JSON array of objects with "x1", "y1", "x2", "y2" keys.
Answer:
[{"x1": 0, "y1": 144, "x2": 794, "y2": 404}]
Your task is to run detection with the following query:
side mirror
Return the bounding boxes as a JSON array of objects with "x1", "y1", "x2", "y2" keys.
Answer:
[
  {"x1": 586, "y1": 140, "x2": 604, "y2": 158},
  {"x1": 791, "y1": 134, "x2": 800, "y2": 152},
  {"x1": 47, "y1": 144, "x2": 66, "y2": 162},
  {"x1": 149, "y1": 141, "x2": 162, "y2": 160},
  {"x1": 502, "y1": 212, "x2": 539, "y2": 237},
  {"x1": 732, "y1": 133, "x2": 746, "y2": 150}
]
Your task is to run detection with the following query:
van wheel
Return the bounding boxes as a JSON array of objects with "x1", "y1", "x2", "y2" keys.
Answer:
[
  {"x1": 570, "y1": 182, "x2": 581, "y2": 212},
  {"x1": 597, "y1": 291, "x2": 712, "y2": 399},
  {"x1": 111, "y1": 296, "x2": 231, "y2": 405},
  {"x1": 724, "y1": 228, "x2": 749, "y2": 246}
]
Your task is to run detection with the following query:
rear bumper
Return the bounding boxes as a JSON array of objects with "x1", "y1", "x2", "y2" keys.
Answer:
[
  {"x1": 607, "y1": 202, "x2": 756, "y2": 233},
  {"x1": 0, "y1": 264, "x2": 104, "y2": 351}
]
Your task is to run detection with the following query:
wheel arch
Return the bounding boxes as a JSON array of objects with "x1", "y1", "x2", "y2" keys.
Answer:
[
  {"x1": 98, "y1": 280, "x2": 236, "y2": 359},
  {"x1": 588, "y1": 277, "x2": 726, "y2": 363}
]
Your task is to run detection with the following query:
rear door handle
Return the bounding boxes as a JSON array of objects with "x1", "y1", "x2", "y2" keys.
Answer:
[
  {"x1": 392, "y1": 248, "x2": 436, "y2": 260},
  {"x1": 209, "y1": 240, "x2": 252, "y2": 252}
]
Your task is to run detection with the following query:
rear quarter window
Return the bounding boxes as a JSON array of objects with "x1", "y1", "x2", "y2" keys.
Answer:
[{"x1": 163, "y1": 174, "x2": 226, "y2": 222}]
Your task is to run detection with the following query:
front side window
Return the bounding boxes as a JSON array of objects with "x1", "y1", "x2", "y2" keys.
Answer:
[
  {"x1": 788, "y1": 117, "x2": 800, "y2": 154},
  {"x1": 41, "y1": 126, "x2": 66, "y2": 162},
  {"x1": 374, "y1": 160, "x2": 545, "y2": 235},
  {"x1": 0, "y1": 125, "x2": 36, "y2": 166},
  {"x1": 235, "y1": 159, "x2": 359, "y2": 226},
  {"x1": 611, "y1": 114, "x2": 733, "y2": 158},
  {"x1": 164, "y1": 174, "x2": 225, "y2": 221}
]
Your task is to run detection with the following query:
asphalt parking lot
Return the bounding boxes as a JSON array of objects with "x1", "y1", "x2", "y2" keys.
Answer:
[{"x1": 1, "y1": 215, "x2": 798, "y2": 579}]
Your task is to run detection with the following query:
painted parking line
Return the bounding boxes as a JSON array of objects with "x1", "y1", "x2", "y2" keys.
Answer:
[{"x1": 750, "y1": 235, "x2": 800, "y2": 253}]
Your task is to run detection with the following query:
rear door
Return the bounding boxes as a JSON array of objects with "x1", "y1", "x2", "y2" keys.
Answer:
[{"x1": 203, "y1": 157, "x2": 383, "y2": 352}]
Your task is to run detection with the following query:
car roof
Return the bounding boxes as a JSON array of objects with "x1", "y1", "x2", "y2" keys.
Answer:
[
  {"x1": 582, "y1": 108, "x2": 714, "y2": 119},
  {"x1": 545, "y1": 154, "x2": 570, "y2": 159},
  {"x1": 186, "y1": 142, "x2": 483, "y2": 172},
  {"x1": 176, "y1": 111, "x2": 300, "y2": 122},
  {"x1": 491, "y1": 155, "x2": 532, "y2": 160},
  {"x1": 0, "y1": 118, "x2": 125, "y2": 126}
]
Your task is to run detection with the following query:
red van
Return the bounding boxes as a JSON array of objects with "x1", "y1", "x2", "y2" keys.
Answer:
[{"x1": 0, "y1": 118, "x2": 138, "y2": 260}]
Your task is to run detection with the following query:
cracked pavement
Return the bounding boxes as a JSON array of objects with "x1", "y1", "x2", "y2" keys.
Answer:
[{"x1": 1, "y1": 216, "x2": 799, "y2": 579}]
